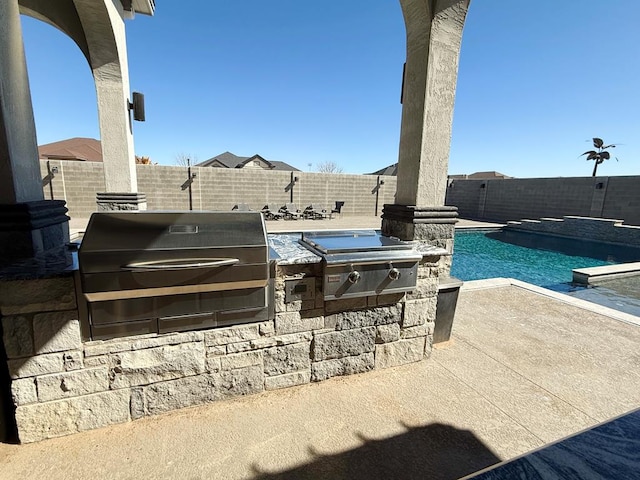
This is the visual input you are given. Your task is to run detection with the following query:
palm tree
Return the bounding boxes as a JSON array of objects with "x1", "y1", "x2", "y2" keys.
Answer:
[{"x1": 581, "y1": 138, "x2": 617, "y2": 177}]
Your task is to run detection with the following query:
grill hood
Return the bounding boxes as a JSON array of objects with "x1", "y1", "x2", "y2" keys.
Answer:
[{"x1": 77, "y1": 211, "x2": 273, "y2": 340}]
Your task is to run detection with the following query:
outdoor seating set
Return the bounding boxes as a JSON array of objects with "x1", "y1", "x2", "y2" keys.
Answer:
[
  {"x1": 265, "y1": 203, "x2": 330, "y2": 220},
  {"x1": 233, "y1": 202, "x2": 344, "y2": 220}
]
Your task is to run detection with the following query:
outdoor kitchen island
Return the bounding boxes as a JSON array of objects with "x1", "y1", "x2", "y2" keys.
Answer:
[{"x1": 0, "y1": 214, "x2": 448, "y2": 443}]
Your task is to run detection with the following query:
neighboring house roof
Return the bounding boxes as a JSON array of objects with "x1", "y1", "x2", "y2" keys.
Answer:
[
  {"x1": 370, "y1": 164, "x2": 513, "y2": 179},
  {"x1": 368, "y1": 163, "x2": 398, "y2": 176},
  {"x1": 450, "y1": 171, "x2": 513, "y2": 180},
  {"x1": 196, "y1": 151, "x2": 300, "y2": 171},
  {"x1": 197, "y1": 151, "x2": 247, "y2": 168},
  {"x1": 467, "y1": 171, "x2": 512, "y2": 179},
  {"x1": 269, "y1": 160, "x2": 300, "y2": 171},
  {"x1": 38, "y1": 137, "x2": 103, "y2": 162}
]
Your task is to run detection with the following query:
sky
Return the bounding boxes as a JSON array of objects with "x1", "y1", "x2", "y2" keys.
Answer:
[{"x1": 20, "y1": 1, "x2": 640, "y2": 178}]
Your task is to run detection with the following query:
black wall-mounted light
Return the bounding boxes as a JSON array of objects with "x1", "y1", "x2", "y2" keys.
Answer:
[
  {"x1": 50, "y1": 166, "x2": 59, "y2": 174},
  {"x1": 480, "y1": 183, "x2": 486, "y2": 189},
  {"x1": 596, "y1": 182, "x2": 604, "y2": 190},
  {"x1": 128, "y1": 92, "x2": 145, "y2": 122},
  {"x1": 294, "y1": 176, "x2": 299, "y2": 182}
]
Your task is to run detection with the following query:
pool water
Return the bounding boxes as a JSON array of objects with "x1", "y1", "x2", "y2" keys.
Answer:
[
  {"x1": 451, "y1": 230, "x2": 640, "y2": 293},
  {"x1": 568, "y1": 276, "x2": 640, "y2": 317}
]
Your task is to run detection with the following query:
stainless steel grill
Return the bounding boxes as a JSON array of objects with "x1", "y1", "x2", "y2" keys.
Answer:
[
  {"x1": 78, "y1": 211, "x2": 273, "y2": 340},
  {"x1": 298, "y1": 230, "x2": 422, "y2": 300}
]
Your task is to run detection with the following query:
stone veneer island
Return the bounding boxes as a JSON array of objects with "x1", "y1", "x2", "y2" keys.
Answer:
[{"x1": 0, "y1": 233, "x2": 447, "y2": 443}]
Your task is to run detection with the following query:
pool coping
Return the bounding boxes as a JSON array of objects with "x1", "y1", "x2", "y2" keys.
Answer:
[
  {"x1": 572, "y1": 262, "x2": 640, "y2": 285},
  {"x1": 461, "y1": 277, "x2": 640, "y2": 328}
]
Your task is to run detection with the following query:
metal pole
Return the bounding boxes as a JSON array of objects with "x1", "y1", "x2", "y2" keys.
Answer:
[
  {"x1": 187, "y1": 158, "x2": 193, "y2": 211},
  {"x1": 47, "y1": 160, "x2": 54, "y2": 200},
  {"x1": 290, "y1": 171, "x2": 294, "y2": 203},
  {"x1": 375, "y1": 175, "x2": 381, "y2": 216}
]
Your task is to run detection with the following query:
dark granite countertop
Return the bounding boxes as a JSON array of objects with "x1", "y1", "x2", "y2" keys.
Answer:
[
  {"x1": 0, "y1": 249, "x2": 77, "y2": 281},
  {"x1": 268, "y1": 233, "x2": 321, "y2": 265}
]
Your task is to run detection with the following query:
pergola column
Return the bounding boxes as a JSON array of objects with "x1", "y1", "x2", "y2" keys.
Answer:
[
  {"x1": 0, "y1": 0, "x2": 42, "y2": 204},
  {"x1": 73, "y1": 0, "x2": 146, "y2": 210},
  {"x1": 382, "y1": 0, "x2": 470, "y2": 275},
  {"x1": 0, "y1": 0, "x2": 70, "y2": 276}
]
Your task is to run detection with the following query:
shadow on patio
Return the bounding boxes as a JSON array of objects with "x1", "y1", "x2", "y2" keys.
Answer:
[{"x1": 251, "y1": 422, "x2": 500, "y2": 480}]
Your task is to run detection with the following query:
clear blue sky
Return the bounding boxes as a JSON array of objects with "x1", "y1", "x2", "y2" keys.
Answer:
[{"x1": 21, "y1": 1, "x2": 639, "y2": 177}]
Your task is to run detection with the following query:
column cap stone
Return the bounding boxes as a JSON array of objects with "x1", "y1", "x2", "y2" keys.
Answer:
[
  {"x1": 96, "y1": 193, "x2": 147, "y2": 203},
  {"x1": 381, "y1": 204, "x2": 458, "y2": 224},
  {"x1": 96, "y1": 192, "x2": 147, "y2": 212},
  {"x1": 0, "y1": 200, "x2": 69, "y2": 231}
]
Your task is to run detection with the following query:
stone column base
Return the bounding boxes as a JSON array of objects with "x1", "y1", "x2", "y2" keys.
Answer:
[
  {"x1": 0, "y1": 200, "x2": 71, "y2": 277},
  {"x1": 381, "y1": 204, "x2": 458, "y2": 276},
  {"x1": 96, "y1": 192, "x2": 147, "y2": 211}
]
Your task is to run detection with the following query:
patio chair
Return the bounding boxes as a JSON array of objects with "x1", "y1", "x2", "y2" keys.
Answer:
[
  {"x1": 304, "y1": 204, "x2": 330, "y2": 220},
  {"x1": 231, "y1": 203, "x2": 252, "y2": 211},
  {"x1": 279, "y1": 203, "x2": 302, "y2": 220},
  {"x1": 261, "y1": 204, "x2": 283, "y2": 220},
  {"x1": 330, "y1": 201, "x2": 345, "y2": 219}
]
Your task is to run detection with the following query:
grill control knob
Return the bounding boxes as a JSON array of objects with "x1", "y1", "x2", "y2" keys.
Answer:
[
  {"x1": 348, "y1": 271, "x2": 361, "y2": 284},
  {"x1": 388, "y1": 268, "x2": 401, "y2": 281}
]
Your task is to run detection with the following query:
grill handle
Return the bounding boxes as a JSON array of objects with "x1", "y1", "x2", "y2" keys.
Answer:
[{"x1": 123, "y1": 258, "x2": 240, "y2": 271}]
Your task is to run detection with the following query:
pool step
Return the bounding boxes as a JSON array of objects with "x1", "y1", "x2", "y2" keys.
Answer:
[
  {"x1": 508, "y1": 218, "x2": 563, "y2": 228},
  {"x1": 506, "y1": 219, "x2": 541, "y2": 228}
]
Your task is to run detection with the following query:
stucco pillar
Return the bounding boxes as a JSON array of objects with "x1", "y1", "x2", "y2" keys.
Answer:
[
  {"x1": 0, "y1": 0, "x2": 42, "y2": 204},
  {"x1": 0, "y1": 0, "x2": 70, "y2": 277},
  {"x1": 73, "y1": 0, "x2": 146, "y2": 210},
  {"x1": 382, "y1": 0, "x2": 469, "y2": 276}
]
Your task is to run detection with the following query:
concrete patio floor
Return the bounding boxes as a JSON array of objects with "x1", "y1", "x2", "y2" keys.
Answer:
[{"x1": 1, "y1": 280, "x2": 639, "y2": 479}]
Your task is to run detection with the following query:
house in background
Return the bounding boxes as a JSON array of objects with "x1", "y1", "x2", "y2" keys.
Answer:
[
  {"x1": 197, "y1": 151, "x2": 300, "y2": 171},
  {"x1": 448, "y1": 171, "x2": 513, "y2": 180},
  {"x1": 38, "y1": 137, "x2": 103, "y2": 162},
  {"x1": 368, "y1": 163, "x2": 398, "y2": 176},
  {"x1": 369, "y1": 163, "x2": 512, "y2": 180}
]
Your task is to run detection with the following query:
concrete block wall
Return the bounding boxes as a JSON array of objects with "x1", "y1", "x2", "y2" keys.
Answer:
[
  {"x1": 40, "y1": 161, "x2": 106, "y2": 218},
  {"x1": 602, "y1": 177, "x2": 640, "y2": 221},
  {"x1": 446, "y1": 176, "x2": 640, "y2": 226},
  {"x1": 0, "y1": 254, "x2": 437, "y2": 443},
  {"x1": 445, "y1": 179, "x2": 483, "y2": 219},
  {"x1": 40, "y1": 161, "x2": 397, "y2": 220}
]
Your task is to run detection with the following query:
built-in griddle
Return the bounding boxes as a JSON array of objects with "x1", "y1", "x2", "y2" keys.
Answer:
[{"x1": 299, "y1": 230, "x2": 422, "y2": 300}]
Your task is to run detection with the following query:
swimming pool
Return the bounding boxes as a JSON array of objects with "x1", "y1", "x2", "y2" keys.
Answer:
[{"x1": 451, "y1": 229, "x2": 640, "y2": 293}]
